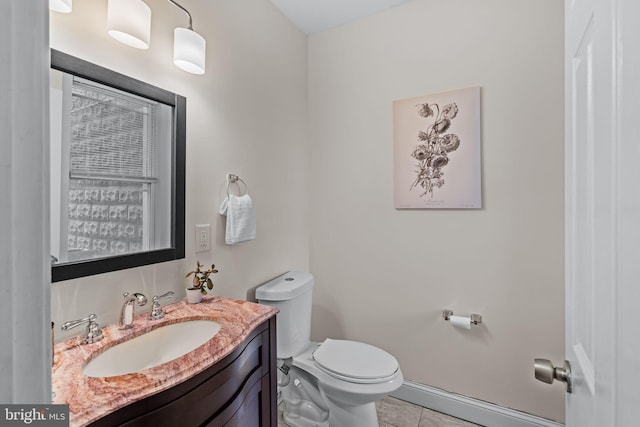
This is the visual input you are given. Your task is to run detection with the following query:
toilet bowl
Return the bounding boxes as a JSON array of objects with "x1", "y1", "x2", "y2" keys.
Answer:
[
  {"x1": 256, "y1": 271, "x2": 403, "y2": 427},
  {"x1": 291, "y1": 340, "x2": 404, "y2": 426}
]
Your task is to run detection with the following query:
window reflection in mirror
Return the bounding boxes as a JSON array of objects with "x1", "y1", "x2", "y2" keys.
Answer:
[{"x1": 50, "y1": 50, "x2": 185, "y2": 282}]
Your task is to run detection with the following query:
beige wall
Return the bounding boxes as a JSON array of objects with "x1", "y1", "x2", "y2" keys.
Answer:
[
  {"x1": 307, "y1": 0, "x2": 565, "y2": 422},
  {"x1": 50, "y1": 0, "x2": 309, "y2": 340}
]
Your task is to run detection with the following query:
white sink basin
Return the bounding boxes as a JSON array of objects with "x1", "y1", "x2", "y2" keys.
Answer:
[{"x1": 83, "y1": 320, "x2": 221, "y2": 378}]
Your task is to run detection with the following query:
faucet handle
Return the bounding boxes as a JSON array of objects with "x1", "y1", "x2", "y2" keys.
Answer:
[
  {"x1": 148, "y1": 291, "x2": 175, "y2": 320},
  {"x1": 157, "y1": 291, "x2": 174, "y2": 300},
  {"x1": 61, "y1": 314, "x2": 103, "y2": 344}
]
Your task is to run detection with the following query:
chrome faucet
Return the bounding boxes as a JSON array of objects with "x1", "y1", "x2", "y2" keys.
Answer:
[
  {"x1": 61, "y1": 314, "x2": 103, "y2": 344},
  {"x1": 119, "y1": 292, "x2": 148, "y2": 329},
  {"x1": 148, "y1": 291, "x2": 175, "y2": 320}
]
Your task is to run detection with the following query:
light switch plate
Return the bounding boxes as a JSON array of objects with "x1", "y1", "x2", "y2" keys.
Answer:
[{"x1": 195, "y1": 224, "x2": 210, "y2": 253}]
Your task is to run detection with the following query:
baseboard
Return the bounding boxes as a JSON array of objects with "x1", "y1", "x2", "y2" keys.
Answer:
[{"x1": 390, "y1": 381, "x2": 564, "y2": 427}]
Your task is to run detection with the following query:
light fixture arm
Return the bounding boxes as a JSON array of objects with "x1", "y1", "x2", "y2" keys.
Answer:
[{"x1": 167, "y1": 0, "x2": 193, "y2": 30}]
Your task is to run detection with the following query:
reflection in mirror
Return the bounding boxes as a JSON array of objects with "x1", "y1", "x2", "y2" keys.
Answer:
[{"x1": 50, "y1": 50, "x2": 185, "y2": 282}]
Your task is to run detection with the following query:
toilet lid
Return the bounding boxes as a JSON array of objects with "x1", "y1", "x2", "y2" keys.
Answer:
[{"x1": 313, "y1": 339, "x2": 399, "y2": 382}]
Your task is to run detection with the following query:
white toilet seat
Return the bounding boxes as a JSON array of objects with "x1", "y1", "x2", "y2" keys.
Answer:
[{"x1": 312, "y1": 339, "x2": 399, "y2": 384}]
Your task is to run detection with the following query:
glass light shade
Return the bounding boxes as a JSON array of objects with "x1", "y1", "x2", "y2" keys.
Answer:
[
  {"x1": 173, "y1": 28, "x2": 206, "y2": 75},
  {"x1": 107, "y1": 0, "x2": 151, "y2": 50},
  {"x1": 49, "y1": 0, "x2": 72, "y2": 13}
]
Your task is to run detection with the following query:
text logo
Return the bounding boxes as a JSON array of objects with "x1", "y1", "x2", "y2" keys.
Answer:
[{"x1": 0, "y1": 405, "x2": 68, "y2": 426}]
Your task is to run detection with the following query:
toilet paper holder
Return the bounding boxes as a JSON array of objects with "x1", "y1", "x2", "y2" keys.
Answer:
[{"x1": 442, "y1": 309, "x2": 482, "y2": 325}]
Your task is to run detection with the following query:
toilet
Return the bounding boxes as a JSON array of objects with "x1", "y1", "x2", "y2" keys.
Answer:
[{"x1": 256, "y1": 271, "x2": 403, "y2": 427}]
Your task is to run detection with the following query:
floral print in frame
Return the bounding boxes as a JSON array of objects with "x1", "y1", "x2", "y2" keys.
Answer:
[{"x1": 393, "y1": 86, "x2": 482, "y2": 209}]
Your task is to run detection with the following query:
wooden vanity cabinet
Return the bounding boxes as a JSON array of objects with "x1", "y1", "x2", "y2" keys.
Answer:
[{"x1": 90, "y1": 316, "x2": 277, "y2": 427}]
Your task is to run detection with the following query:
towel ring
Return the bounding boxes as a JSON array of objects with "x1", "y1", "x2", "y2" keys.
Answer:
[{"x1": 226, "y1": 173, "x2": 248, "y2": 197}]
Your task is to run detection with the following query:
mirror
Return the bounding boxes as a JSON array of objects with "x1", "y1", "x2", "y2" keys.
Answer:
[{"x1": 50, "y1": 49, "x2": 185, "y2": 282}]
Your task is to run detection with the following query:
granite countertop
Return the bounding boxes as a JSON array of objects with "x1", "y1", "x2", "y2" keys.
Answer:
[{"x1": 52, "y1": 295, "x2": 278, "y2": 427}]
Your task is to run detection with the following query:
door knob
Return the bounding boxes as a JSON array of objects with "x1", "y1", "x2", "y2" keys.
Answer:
[{"x1": 534, "y1": 358, "x2": 572, "y2": 393}]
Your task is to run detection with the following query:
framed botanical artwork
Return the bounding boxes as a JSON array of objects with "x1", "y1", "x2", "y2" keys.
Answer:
[{"x1": 393, "y1": 86, "x2": 481, "y2": 209}]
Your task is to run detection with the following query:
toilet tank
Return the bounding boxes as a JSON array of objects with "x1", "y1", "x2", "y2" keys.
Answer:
[{"x1": 256, "y1": 271, "x2": 313, "y2": 358}]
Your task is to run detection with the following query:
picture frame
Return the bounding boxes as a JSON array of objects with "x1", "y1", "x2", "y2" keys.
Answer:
[{"x1": 393, "y1": 86, "x2": 482, "y2": 209}]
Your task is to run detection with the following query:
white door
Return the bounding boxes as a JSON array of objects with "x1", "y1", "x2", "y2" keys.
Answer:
[
  {"x1": 565, "y1": 0, "x2": 616, "y2": 424},
  {"x1": 557, "y1": 0, "x2": 640, "y2": 426}
]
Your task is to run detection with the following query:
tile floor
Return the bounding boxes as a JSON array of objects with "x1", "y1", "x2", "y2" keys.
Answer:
[{"x1": 278, "y1": 396, "x2": 483, "y2": 427}]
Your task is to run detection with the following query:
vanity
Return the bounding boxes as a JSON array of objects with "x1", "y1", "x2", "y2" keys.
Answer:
[{"x1": 52, "y1": 296, "x2": 278, "y2": 427}]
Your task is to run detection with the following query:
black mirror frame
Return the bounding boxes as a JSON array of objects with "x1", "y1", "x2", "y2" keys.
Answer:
[{"x1": 50, "y1": 49, "x2": 186, "y2": 282}]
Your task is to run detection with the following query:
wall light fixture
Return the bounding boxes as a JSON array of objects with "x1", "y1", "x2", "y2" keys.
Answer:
[
  {"x1": 49, "y1": 0, "x2": 72, "y2": 14},
  {"x1": 168, "y1": 0, "x2": 206, "y2": 75},
  {"x1": 107, "y1": 0, "x2": 152, "y2": 50},
  {"x1": 50, "y1": 0, "x2": 206, "y2": 75}
]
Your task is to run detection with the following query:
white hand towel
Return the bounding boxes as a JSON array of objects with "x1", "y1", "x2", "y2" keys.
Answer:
[{"x1": 218, "y1": 194, "x2": 256, "y2": 244}]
